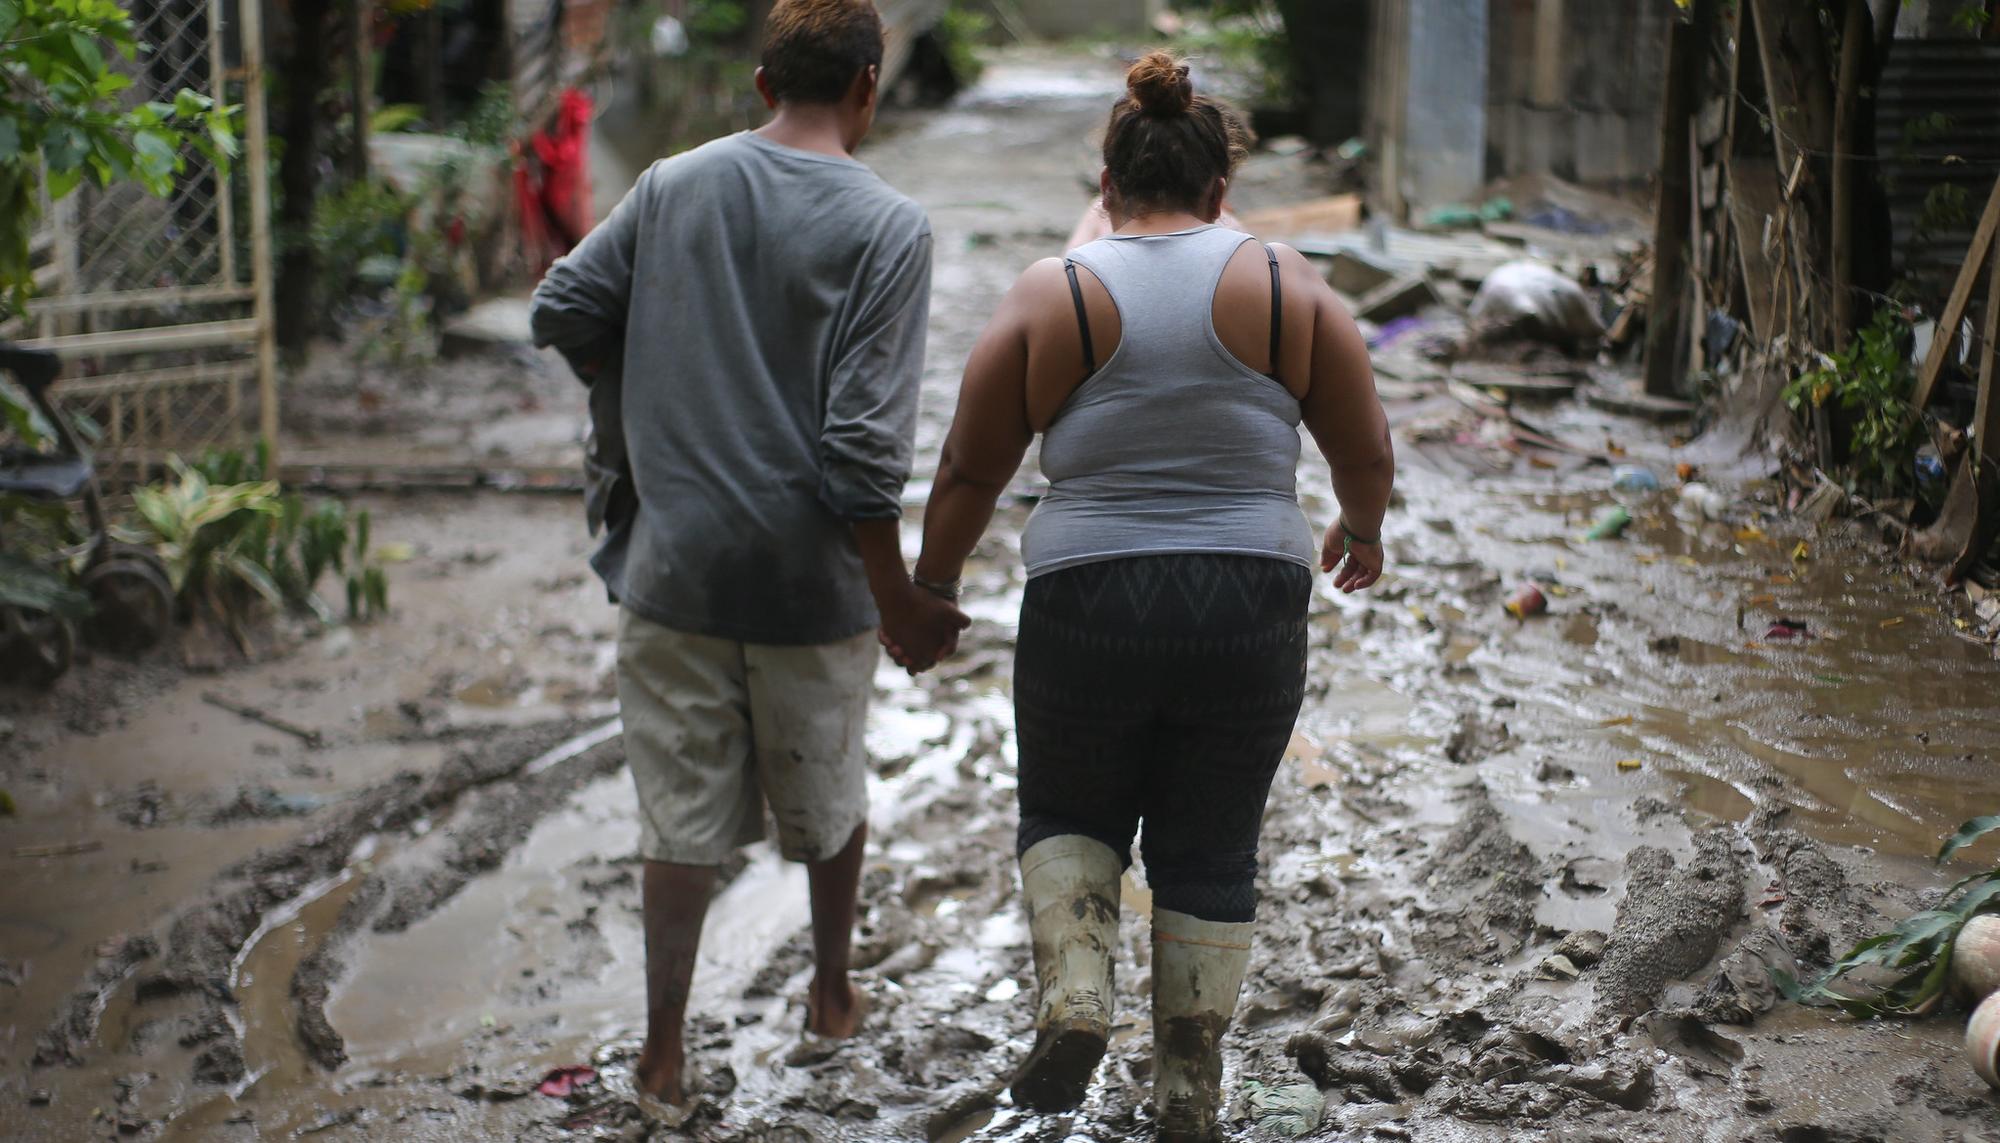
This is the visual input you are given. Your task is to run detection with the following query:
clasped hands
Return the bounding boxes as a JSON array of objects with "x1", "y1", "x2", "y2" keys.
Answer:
[{"x1": 878, "y1": 582, "x2": 970, "y2": 675}]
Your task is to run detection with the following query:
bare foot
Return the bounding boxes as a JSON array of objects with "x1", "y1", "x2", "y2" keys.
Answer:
[
  {"x1": 804, "y1": 976, "x2": 868, "y2": 1039},
  {"x1": 634, "y1": 1045, "x2": 688, "y2": 1105}
]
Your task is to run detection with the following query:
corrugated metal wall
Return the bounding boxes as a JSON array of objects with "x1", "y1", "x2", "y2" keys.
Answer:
[{"x1": 1875, "y1": 40, "x2": 2000, "y2": 295}]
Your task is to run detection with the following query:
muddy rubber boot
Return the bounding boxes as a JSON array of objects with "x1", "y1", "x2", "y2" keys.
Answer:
[
  {"x1": 1150, "y1": 908, "x2": 1253, "y2": 1143},
  {"x1": 1009, "y1": 834, "x2": 1122, "y2": 1112}
]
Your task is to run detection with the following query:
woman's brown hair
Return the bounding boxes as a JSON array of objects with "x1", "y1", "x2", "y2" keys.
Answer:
[{"x1": 1102, "y1": 51, "x2": 1253, "y2": 215}]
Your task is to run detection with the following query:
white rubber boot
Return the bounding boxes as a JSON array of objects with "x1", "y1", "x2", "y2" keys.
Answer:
[
  {"x1": 1009, "y1": 835, "x2": 1122, "y2": 1112},
  {"x1": 1151, "y1": 908, "x2": 1253, "y2": 1143}
]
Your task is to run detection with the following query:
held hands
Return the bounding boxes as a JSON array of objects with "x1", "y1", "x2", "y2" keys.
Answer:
[
  {"x1": 1322, "y1": 519, "x2": 1384, "y2": 593},
  {"x1": 878, "y1": 582, "x2": 971, "y2": 675}
]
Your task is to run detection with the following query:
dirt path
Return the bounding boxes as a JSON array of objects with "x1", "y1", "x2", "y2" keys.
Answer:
[{"x1": 9, "y1": 46, "x2": 2000, "y2": 1143}]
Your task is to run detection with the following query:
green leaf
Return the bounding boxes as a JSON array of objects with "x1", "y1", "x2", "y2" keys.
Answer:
[
  {"x1": 41, "y1": 124, "x2": 87, "y2": 173},
  {"x1": 68, "y1": 29, "x2": 104, "y2": 77},
  {"x1": 0, "y1": 118, "x2": 19, "y2": 163},
  {"x1": 1950, "y1": 878, "x2": 2000, "y2": 919},
  {"x1": 0, "y1": 553, "x2": 91, "y2": 618},
  {"x1": 1939, "y1": 815, "x2": 2000, "y2": 864},
  {"x1": 172, "y1": 88, "x2": 212, "y2": 119}
]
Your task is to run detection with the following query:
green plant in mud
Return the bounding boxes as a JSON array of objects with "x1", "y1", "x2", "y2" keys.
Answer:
[
  {"x1": 131, "y1": 448, "x2": 408, "y2": 633},
  {"x1": 1775, "y1": 813, "x2": 2000, "y2": 1018},
  {"x1": 1783, "y1": 308, "x2": 1924, "y2": 496}
]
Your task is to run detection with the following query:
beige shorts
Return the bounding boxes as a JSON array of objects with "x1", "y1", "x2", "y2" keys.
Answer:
[{"x1": 616, "y1": 608, "x2": 875, "y2": 865}]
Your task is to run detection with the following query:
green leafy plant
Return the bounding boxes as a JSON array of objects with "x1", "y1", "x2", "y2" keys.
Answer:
[
  {"x1": 1776, "y1": 812, "x2": 2000, "y2": 1018},
  {"x1": 184, "y1": 444, "x2": 406, "y2": 622},
  {"x1": 1783, "y1": 308, "x2": 1923, "y2": 496},
  {"x1": 936, "y1": 3, "x2": 990, "y2": 88},
  {"x1": 0, "y1": 0, "x2": 239, "y2": 315},
  {"x1": 129, "y1": 456, "x2": 285, "y2": 618}
]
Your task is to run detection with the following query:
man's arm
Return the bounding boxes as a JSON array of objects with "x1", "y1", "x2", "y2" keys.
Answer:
[
  {"x1": 820, "y1": 228, "x2": 966, "y2": 670},
  {"x1": 528, "y1": 173, "x2": 647, "y2": 377}
]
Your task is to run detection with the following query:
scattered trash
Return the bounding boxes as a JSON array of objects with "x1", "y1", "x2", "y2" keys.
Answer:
[
  {"x1": 1791, "y1": 541, "x2": 1811, "y2": 563},
  {"x1": 1421, "y1": 197, "x2": 1512, "y2": 230},
  {"x1": 1764, "y1": 619, "x2": 1812, "y2": 641},
  {"x1": 1969, "y1": 991, "x2": 2000, "y2": 1089},
  {"x1": 1240, "y1": 195, "x2": 1362, "y2": 241},
  {"x1": 1611, "y1": 465, "x2": 1660, "y2": 493},
  {"x1": 1504, "y1": 584, "x2": 1548, "y2": 619},
  {"x1": 1917, "y1": 447, "x2": 1947, "y2": 487},
  {"x1": 1952, "y1": 915, "x2": 2000, "y2": 1003},
  {"x1": 1679, "y1": 482, "x2": 1728, "y2": 521},
  {"x1": 212, "y1": 786, "x2": 326, "y2": 822},
  {"x1": 1880, "y1": 617, "x2": 1906, "y2": 630},
  {"x1": 1800, "y1": 475, "x2": 1840, "y2": 523},
  {"x1": 1583, "y1": 506, "x2": 1633, "y2": 541},
  {"x1": 1242, "y1": 1079, "x2": 1326, "y2": 1138},
  {"x1": 1466, "y1": 260, "x2": 1607, "y2": 355},
  {"x1": 1321, "y1": 248, "x2": 1397, "y2": 296},
  {"x1": 1676, "y1": 462, "x2": 1697, "y2": 482},
  {"x1": 1537, "y1": 953, "x2": 1583, "y2": 980},
  {"x1": 1353, "y1": 275, "x2": 1444, "y2": 323},
  {"x1": 1616, "y1": 758, "x2": 1643, "y2": 771},
  {"x1": 1367, "y1": 315, "x2": 1432, "y2": 351},
  {"x1": 537, "y1": 1065, "x2": 599, "y2": 1099}
]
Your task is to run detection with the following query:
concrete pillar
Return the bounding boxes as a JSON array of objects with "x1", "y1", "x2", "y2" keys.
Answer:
[{"x1": 1402, "y1": 0, "x2": 1489, "y2": 207}]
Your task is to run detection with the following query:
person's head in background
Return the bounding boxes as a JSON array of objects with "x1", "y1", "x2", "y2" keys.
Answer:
[
  {"x1": 753, "y1": 0, "x2": 885, "y2": 154},
  {"x1": 1099, "y1": 50, "x2": 1253, "y2": 228}
]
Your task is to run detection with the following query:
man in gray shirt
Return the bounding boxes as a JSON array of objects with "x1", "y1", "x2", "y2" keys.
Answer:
[{"x1": 529, "y1": 0, "x2": 965, "y2": 1116}]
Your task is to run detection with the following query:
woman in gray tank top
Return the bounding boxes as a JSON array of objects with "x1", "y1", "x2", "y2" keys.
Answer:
[{"x1": 887, "y1": 51, "x2": 1394, "y2": 1142}]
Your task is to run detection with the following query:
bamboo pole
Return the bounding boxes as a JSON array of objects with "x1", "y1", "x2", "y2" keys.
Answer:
[
  {"x1": 241, "y1": 0, "x2": 280, "y2": 464},
  {"x1": 209, "y1": 0, "x2": 236, "y2": 286},
  {"x1": 1830, "y1": 0, "x2": 1869, "y2": 343},
  {"x1": 349, "y1": 0, "x2": 371, "y2": 181},
  {"x1": 1644, "y1": 0, "x2": 1708, "y2": 397}
]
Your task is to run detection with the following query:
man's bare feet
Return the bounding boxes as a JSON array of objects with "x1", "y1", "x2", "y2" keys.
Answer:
[
  {"x1": 634, "y1": 1044, "x2": 690, "y2": 1106},
  {"x1": 804, "y1": 975, "x2": 868, "y2": 1039}
]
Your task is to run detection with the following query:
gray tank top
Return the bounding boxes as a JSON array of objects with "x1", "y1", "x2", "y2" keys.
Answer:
[{"x1": 1021, "y1": 225, "x2": 1317, "y2": 578}]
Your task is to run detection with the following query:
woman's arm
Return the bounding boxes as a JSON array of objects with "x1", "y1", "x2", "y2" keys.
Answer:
[
  {"x1": 1286, "y1": 247, "x2": 1394, "y2": 593},
  {"x1": 910, "y1": 264, "x2": 1047, "y2": 589}
]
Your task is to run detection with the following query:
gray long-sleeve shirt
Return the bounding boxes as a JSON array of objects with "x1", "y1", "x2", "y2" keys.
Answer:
[{"x1": 530, "y1": 131, "x2": 933, "y2": 644}]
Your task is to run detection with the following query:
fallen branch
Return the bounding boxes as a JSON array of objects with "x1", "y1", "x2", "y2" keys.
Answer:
[
  {"x1": 11, "y1": 840, "x2": 104, "y2": 858},
  {"x1": 201, "y1": 691, "x2": 325, "y2": 748}
]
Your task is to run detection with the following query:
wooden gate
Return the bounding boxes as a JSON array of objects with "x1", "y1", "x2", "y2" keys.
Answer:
[{"x1": 7, "y1": 0, "x2": 275, "y2": 465}]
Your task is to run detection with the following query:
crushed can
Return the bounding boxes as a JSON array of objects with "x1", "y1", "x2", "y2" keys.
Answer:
[{"x1": 1505, "y1": 583, "x2": 1548, "y2": 619}]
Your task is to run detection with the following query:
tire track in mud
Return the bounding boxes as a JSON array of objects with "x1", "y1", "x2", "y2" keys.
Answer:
[{"x1": 30, "y1": 716, "x2": 622, "y2": 1088}]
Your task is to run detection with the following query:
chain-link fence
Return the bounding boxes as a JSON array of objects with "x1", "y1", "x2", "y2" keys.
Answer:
[{"x1": 16, "y1": 0, "x2": 274, "y2": 467}]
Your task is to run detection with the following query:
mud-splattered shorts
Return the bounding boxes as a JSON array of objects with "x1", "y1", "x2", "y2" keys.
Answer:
[{"x1": 616, "y1": 608, "x2": 875, "y2": 866}]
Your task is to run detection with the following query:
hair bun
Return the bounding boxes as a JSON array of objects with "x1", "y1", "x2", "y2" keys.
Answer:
[{"x1": 1126, "y1": 51, "x2": 1194, "y2": 116}]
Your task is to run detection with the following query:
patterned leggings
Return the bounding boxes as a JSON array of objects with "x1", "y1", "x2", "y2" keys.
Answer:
[{"x1": 1013, "y1": 554, "x2": 1311, "y2": 923}]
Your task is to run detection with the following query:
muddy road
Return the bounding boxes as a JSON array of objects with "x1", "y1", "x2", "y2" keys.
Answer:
[{"x1": 10, "y1": 47, "x2": 2000, "y2": 1143}]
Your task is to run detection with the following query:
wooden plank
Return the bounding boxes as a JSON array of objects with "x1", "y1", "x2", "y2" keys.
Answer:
[
  {"x1": 17, "y1": 319, "x2": 260, "y2": 358},
  {"x1": 55, "y1": 361, "x2": 257, "y2": 399},
  {"x1": 1723, "y1": 158, "x2": 1784, "y2": 313},
  {"x1": 24, "y1": 284, "x2": 254, "y2": 318},
  {"x1": 1911, "y1": 176, "x2": 2000, "y2": 414},
  {"x1": 242, "y1": 0, "x2": 279, "y2": 466},
  {"x1": 1946, "y1": 251, "x2": 2000, "y2": 582},
  {"x1": 1239, "y1": 196, "x2": 1365, "y2": 240}
]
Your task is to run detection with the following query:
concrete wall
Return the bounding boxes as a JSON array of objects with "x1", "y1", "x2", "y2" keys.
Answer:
[
  {"x1": 1005, "y1": 0, "x2": 1162, "y2": 39},
  {"x1": 1482, "y1": 0, "x2": 1671, "y2": 189}
]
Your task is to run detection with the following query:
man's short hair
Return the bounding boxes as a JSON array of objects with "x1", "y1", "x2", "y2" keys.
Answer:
[{"x1": 761, "y1": 0, "x2": 885, "y2": 105}]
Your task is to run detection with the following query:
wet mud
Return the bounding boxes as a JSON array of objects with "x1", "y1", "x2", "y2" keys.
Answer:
[{"x1": 8, "y1": 44, "x2": 2000, "y2": 1143}]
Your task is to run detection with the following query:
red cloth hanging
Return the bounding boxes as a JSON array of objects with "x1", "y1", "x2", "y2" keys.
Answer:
[{"x1": 513, "y1": 88, "x2": 594, "y2": 272}]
